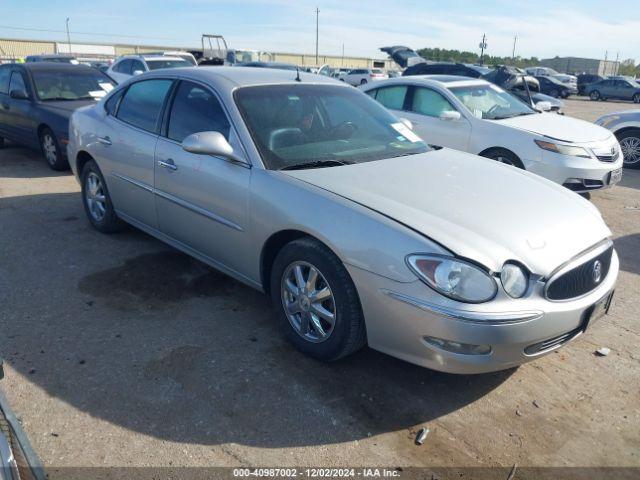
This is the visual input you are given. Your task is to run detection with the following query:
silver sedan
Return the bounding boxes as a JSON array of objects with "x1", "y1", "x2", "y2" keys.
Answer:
[
  {"x1": 595, "y1": 109, "x2": 640, "y2": 169},
  {"x1": 67, "y1": 67, "x2": 618, "y2": 374}
]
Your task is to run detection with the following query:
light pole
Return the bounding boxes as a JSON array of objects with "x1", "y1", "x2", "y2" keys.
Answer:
[
  {"x1": 65, "y1": 18, "x2": 71, "y2": 54},
  {"x1": 315, "y1": 7, "x2": 319, "y2": 66},
  {"x1": 511, "y1": 35, "x2": 517, "y2": 64},
  {"x1": 479, "y1": 33, "x2": 487, "y2": 65}
]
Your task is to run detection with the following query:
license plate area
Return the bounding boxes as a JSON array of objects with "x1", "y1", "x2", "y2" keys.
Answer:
[
  {"x1": 581, "y1": 290, "x2": 614, "y2": 330},
  {"x1": 609, "y1": 168, "x2": 622, "y2": 185}
]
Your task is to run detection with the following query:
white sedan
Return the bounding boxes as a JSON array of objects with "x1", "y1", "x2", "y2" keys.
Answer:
[{"x1": 361, "y1": 76, "x2": 623, "y2": 193}]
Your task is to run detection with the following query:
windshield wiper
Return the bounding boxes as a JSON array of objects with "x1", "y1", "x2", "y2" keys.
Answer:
[{"x1": 280, "y1": 159, "x2": 352, "y2": 171}]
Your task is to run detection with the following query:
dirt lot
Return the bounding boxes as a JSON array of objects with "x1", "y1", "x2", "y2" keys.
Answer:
[{"x1": 0, "y1": 98, "x2": 639, "y2": 477}]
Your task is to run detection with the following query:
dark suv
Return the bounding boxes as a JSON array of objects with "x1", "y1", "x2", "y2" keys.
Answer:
[{"x1": 577, "y1": 74, "x2": 604, "y2": 95}]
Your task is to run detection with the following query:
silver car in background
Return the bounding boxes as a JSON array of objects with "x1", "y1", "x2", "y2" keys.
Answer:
[
  {"x1": 595, "y1": 109, "x2": 640, "y2": 169},
  {"x1": 67, "y1": 68, "x2": 618, "y2": 374}
]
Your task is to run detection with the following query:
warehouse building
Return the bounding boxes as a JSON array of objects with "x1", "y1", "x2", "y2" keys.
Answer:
[
  {"x1": 540, "y1": 56, "x2": 620, "y2": 76},
  {"x1": 0, "y1": 37, "x2": 392, "y2": 69}
]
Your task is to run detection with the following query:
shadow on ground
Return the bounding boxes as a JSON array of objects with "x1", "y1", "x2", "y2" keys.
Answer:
[
  {"x1": 614, "y1": 233, "x2": 640, "y2": 275},
  {"x1": 0, "y1": 190, "x2": 514, "y2": 449},
  {"x1": 0, "y1": 142, "x2": 72, "y2": 179}
]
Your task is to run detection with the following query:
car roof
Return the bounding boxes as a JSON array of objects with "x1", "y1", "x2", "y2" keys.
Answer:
[
  {"x1": 371, "y1": 75, "x2": 488, "y2": 89},
  {"x1": 117, "y1": 55, "x2": 186, "y2": 61},
  {"x1": 14, "y1": 62, "x2": 97, "y2": 72},
  {"x1": 139, "y1": 66, "x2": 342, "y2": 88}
]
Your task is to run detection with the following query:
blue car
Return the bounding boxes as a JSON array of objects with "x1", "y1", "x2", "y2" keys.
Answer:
[{"x1": 0, "y1": 62, "x2": 116, "y2": 170}]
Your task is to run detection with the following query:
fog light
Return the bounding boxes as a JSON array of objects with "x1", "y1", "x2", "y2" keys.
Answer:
[{"x1": 424, "y1": 336, "x2": 491, "y2": 355}]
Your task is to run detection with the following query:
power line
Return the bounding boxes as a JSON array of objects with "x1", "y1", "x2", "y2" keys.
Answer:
[{"x1": 0, "y1": 24, "x2": 180, "y2": 41}]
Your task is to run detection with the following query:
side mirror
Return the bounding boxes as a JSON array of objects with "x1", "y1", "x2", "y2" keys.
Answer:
[
  {"x1": 182, "y1": 131, "x2": 247, "y2": 165},
  {"x1": 439, "y1": 110, "x2": 461, "y2": 121},
  {"x1": 399, "y1": 118, "x2": 413, "y2": 130},
  {"x1": 132, "y1": 70, "x2": 144, "y2": 76},
  {"x1": 535, "y1": 101, "x2": 552, "y2": 112},
  {"x1": 9, "y1": 89, "x2": 29, "y2": 100}
]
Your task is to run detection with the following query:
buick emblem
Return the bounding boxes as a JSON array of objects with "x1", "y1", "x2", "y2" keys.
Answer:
[
  {"x1": 611, "y1": 146, "x2": 616, "y2": 156},
  {"x1": 592, "y1": 260, "x2": 602, "y2": 283}
]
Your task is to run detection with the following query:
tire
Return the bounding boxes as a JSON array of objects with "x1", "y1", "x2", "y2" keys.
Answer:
[
  {"x1": 360, "y1": 79, "x2": 367, "y2": 85},
  {"x1": 561, "y1": 90, "x2": 570, "y2": 99},
  {"x1": 80, "y1": 159, "x2": 126, "y2": 232},
  {"x1": 633, "y1": 93, "x2": 640, "y2": 104},
  {"x1": 270, "y1": 237, "x2": 367, "y2": 362},
  {"x1": 590, "y1": 90, "x2": 600, "y2": 101},
  {"x1": 480, "y1": 148, "x2": 524, "y2": 169},
  {"x1": 549, "y1": 89, "x2": 559, "y2": 98},
  {"x1": 39, "y1": 127, "x2": 69, "y2": 171},
  {"x1": 617, "y1": 128, "x2": 640, "y2": 169}
]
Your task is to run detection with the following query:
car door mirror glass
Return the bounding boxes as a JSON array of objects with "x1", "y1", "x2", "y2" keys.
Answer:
[
  {"x1": 182, "y1": 131, "x2": 246, "y2": 164},
  {"x1": 439, "y1": 111, "x2": 461, "y2": 121},
  {"x1": 535, "y1": 101, "x2": 552, "y2": 112},
  {"x1": 132, "y1": 70, "x2": 144, "y2": 76},
  {"x1": 9, "y1": 89, "x2": 29, "y2": 100}
]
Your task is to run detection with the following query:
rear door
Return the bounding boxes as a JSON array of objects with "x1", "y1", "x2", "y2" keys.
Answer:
[
  {"x1": 154, "y1": 80, "x2": 251, "y2": 273},
  {"x1": 96, "y1": 78, "x2": 174, "y2": 229}
]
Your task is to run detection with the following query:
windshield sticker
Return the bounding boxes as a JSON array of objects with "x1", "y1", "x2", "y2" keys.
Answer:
[
  {"x1": 473, "y1": 109, "x2": 483, "y2": 119},
  {"x1": 98, "y1": 82, "x2": 114, "y2": 92},
  {"x1": 391, "y1": 122, "x2": 422, "y2": 143},
  {"x1": 89, "y1": 90, "x2": 107, "y2": 98}
]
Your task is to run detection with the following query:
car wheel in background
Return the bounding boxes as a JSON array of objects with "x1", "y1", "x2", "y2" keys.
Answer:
[
  {"x1": 617, "y1": 129, "x2": 640, "y2": 169},
  {"x1": 480, "y1": 148, "x2": 524, "y2": 169},
  {"x1": 549, "y1": 89, "x2": 559, "y2": 98},
  {"x1": 590, "y1": 90, "x2": 601, "y2": 101},
  {"x1": 270, "y1": 237, "x2": 367, "y2": 362},
  {"x1": 39, "y1": 127, "x2": 69, "y2": 171},
  {"x1": 561, "y1": 90, "x2": 570, "y2": 98},
  {"x1": 360, "y1": 79, "x2": 367, "y2": 85},
  {"x1": 81, "y1": 159, "x2": 126, "y2": 232},
  {"x1": 633, "y1": 93, "x2": 640, "y2": 104}
]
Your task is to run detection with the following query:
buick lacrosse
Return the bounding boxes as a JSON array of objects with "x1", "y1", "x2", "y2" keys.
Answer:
[{"x1": 68, "y1": 68, "x2": 618, "y2": 373}]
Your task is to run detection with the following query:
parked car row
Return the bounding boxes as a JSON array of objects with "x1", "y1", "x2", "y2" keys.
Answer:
[{"x1": 0, "y1": 63, "x2": 624, "y2": 374}]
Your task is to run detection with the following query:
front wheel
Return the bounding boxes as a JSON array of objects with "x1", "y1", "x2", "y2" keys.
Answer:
[
  {"x1": 481, "y1": 148, "x2": 524, "y2": 168},
  {"x1": 360, "y1": 79, "x2": 367, "y2": 85},
  {"x1": 270, "y1": 238, "x2": 367, "y2": 362},
  {"x1": 40, "y1": 127, "x2": 69, "y2": 171},
  {"x1": 590, "y1": 90, "x2": 601, "y2": 101},
  {"x1": 633, "y1": 93, "x2": 640, "y2": 104},
  {"x1": 617, "y1": 129, "x2": 640, "y2": 169},
  {"x1": 81, "y1": 160, "x2": 126, "y2": 232}
]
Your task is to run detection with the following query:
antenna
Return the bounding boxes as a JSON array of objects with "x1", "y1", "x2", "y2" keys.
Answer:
[{"x1": 295, "y1": 66, "x2": 301, "y2": 82}]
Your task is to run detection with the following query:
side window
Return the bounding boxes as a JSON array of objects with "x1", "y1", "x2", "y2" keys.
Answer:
[
  {"x1": 115, "y1": 60, "x2": 132, "y2": 74},
  {"x1": 104, "y1": 89, "x2": 125, "y2": 116},
  {"x1": 8, "y1": 72, "x2": 27, "y2": 93},
  {"x1": 365, "y1": 88, "x2": 377, "y2": 99},
  {"x1": 116, "y1": 79, "x2": 173, "y2": 133},
  {"x1": 0, "y1": 66, "x2": 9, "y2": 94},
  {"x1": 167, "y1": 81, "x2": 230, "y2": 142},
  {"x1": 411, "y1": 87, "x2": 456, "y2": 117},
  {"x1": 131, "y1": 60, "x2": 145, "y2": 74},
  {"x1": 374, "y1": 85, "x2": 408, "y2": 110}
]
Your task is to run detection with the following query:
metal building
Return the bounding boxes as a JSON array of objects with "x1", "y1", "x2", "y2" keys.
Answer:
[{"x1": 540, "y1": 57, "x2": 620, "y2": 76}]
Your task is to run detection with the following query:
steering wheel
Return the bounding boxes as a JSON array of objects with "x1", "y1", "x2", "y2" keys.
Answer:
[
  {"x1": 332, "y1": 121, "x2": 358, "y2": 139},
  {"x1": 486, "y1": 104, "x2": 502, "y2": 118}
]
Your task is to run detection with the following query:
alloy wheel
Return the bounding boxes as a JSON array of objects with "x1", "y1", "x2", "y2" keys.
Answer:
[
  {"x1": 620, "y1": 136, "x2": 640, "y2": 165},
  {"x1": 42, "y1": 133, "x2": 57, "y2": 166},
  {"x1": 281, "y1": 261, "x2": 336, "y2": 343},
  {"x1": 85, "y1": 172, "x2": 107, "y2": 221},
  {"x1": 495, "y1": 155, "x2": 515, "y2": 166}
]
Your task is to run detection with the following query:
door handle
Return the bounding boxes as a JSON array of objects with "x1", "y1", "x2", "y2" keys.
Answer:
[
  {"x1": 157, "y1": 159, "x2": 177, "y2": 171},
  {"x1": 97, "y1": 136, "x2": 112, "y2": 146}
]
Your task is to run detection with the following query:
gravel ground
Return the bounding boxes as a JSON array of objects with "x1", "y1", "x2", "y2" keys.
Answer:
[{"x1": 0, "y1": 97, "x2": 638, "y2": 477}]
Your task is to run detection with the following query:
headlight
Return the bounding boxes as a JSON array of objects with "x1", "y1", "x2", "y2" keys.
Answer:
[
  {"x1": 500, "y1": 263, "x2": 529, "y2": 298},
  {"x1": 534, "y1": 140, "x2": 591, "y2": 158},
  {"x1": 407, "y1": 254, "x2": 497, "y2": 303}
]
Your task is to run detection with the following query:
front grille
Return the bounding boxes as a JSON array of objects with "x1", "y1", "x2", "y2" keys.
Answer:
[
  {"x1": 524, "y1": 326, "x2": 582, "y2": 355},
  {"x1": 546, "y1": 245, "x2": 613, "y2": 300},
  {"x1": 593, "y1": 146, "x2": 620, "y2": 163}
]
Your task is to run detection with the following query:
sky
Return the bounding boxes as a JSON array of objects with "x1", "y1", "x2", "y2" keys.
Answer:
[{"x1": 1, "y1": 0, "x2": 639, "y2": 62}]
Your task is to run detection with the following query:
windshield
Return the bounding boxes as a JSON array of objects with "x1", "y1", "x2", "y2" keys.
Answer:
[
  {"x1": 450, "y1": 84, "x2": 536, "y2": 120},
  {"x1": 234, "y1": 84, "x2": 428, "y2": 170},
  {"x1": 146, "y1": 59, "x2": 191, "y2": 70},
  {"x1": 32, "y1": 69, "x2": 116, "y2": 101}
]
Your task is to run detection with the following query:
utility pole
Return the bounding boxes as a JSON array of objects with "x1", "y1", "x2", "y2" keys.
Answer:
[
  {"x1": 479, "y1": 33, "x2": 487, "y2": 65},
  {"x1": 342, "y1": 43, "x2": 344, "y2": 67},
  {"x1": 65, "y1": 18, "x2": 71, "y2": 54},
  {"x1": 604, "y1": 50, "x2": 608, "y2": 76},
  {"x1": 614, "y1": 51, "x2": 619, "y2": 75},
  {"x1": 511, "y1": 35, "x2": 517, "y2": 64},
  {"x1": 315, "y1": 7, "x2": 319, "y2": 66}
]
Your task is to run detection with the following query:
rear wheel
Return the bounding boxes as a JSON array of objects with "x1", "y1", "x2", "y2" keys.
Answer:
[
  {"x1": 40, "y1": 127, "x2": 69, "y2": 171},
  {"x1": 360, "y1": 79, "x2": 367, "y2": 85},
  {"x1": 633, "y1": 93, "x2": 640, "y2": 104},
  {"x1": 270, "y1": 237, "x2": 367, "y2": 362},
  {"x1": 480, "y1": 148, "x2": 524, "y2": 169},
  {"x1": 81, "y1": 159, "x2": 126, "y2": 232},
  {"x1": 590, "y1": 90, "x2": 601, "y2": 101},
  {"x1": 617, "y1": 128, "x2": 640, "y2": 169},
  {"x1": 549, "y1": 89, "x2": 559, "y2": 98}
]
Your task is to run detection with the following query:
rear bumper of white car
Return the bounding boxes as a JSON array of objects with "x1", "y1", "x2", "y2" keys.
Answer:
[
  {"x1": 347, "y1": 250, "x2": 618, "y2": 374},
  {"x1": 527, "y1": 144, "x2": 623, "y2": 193}
]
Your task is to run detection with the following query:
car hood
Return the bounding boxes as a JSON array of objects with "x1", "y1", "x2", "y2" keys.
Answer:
[
  {"x1": 492, "y1": 112, "x2": 612, "y2": 142},
  {"x1": 283, "y1": 150, "x2": 611, "y2": 276},
  {"x1": 39, "y1": 99, "x2": 98, "y2": 115}
]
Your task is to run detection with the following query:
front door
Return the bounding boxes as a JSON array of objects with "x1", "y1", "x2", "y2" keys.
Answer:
[
  {"x1": 154, "y1": 80, "x2": 250, "y2": 274},
  {"x1": 4, "y1": 70, "x2": 35, "y2": 144}
]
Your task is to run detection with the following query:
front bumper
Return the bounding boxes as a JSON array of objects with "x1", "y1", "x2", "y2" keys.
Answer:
[
  {"x1": 347, "y1": 250, "x2": 619, "y2": 374},
  {"x1": 527, "y1": 145, "x2": 623, "y2": 193}
]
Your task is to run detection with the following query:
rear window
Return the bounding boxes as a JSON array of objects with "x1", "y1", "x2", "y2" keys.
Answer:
[
  {"x1": 116, "y1": 79, "x2": 173, "y2": 132},
  {"x1": 0, "y1": 66, "x2": 9, "y2": 94},
  {"x1": 372, "y1": 69, "x2": 384, "y2": 74},
  {"x1": 146, "y1": 59, "x2": 191, "y2": 70}
]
